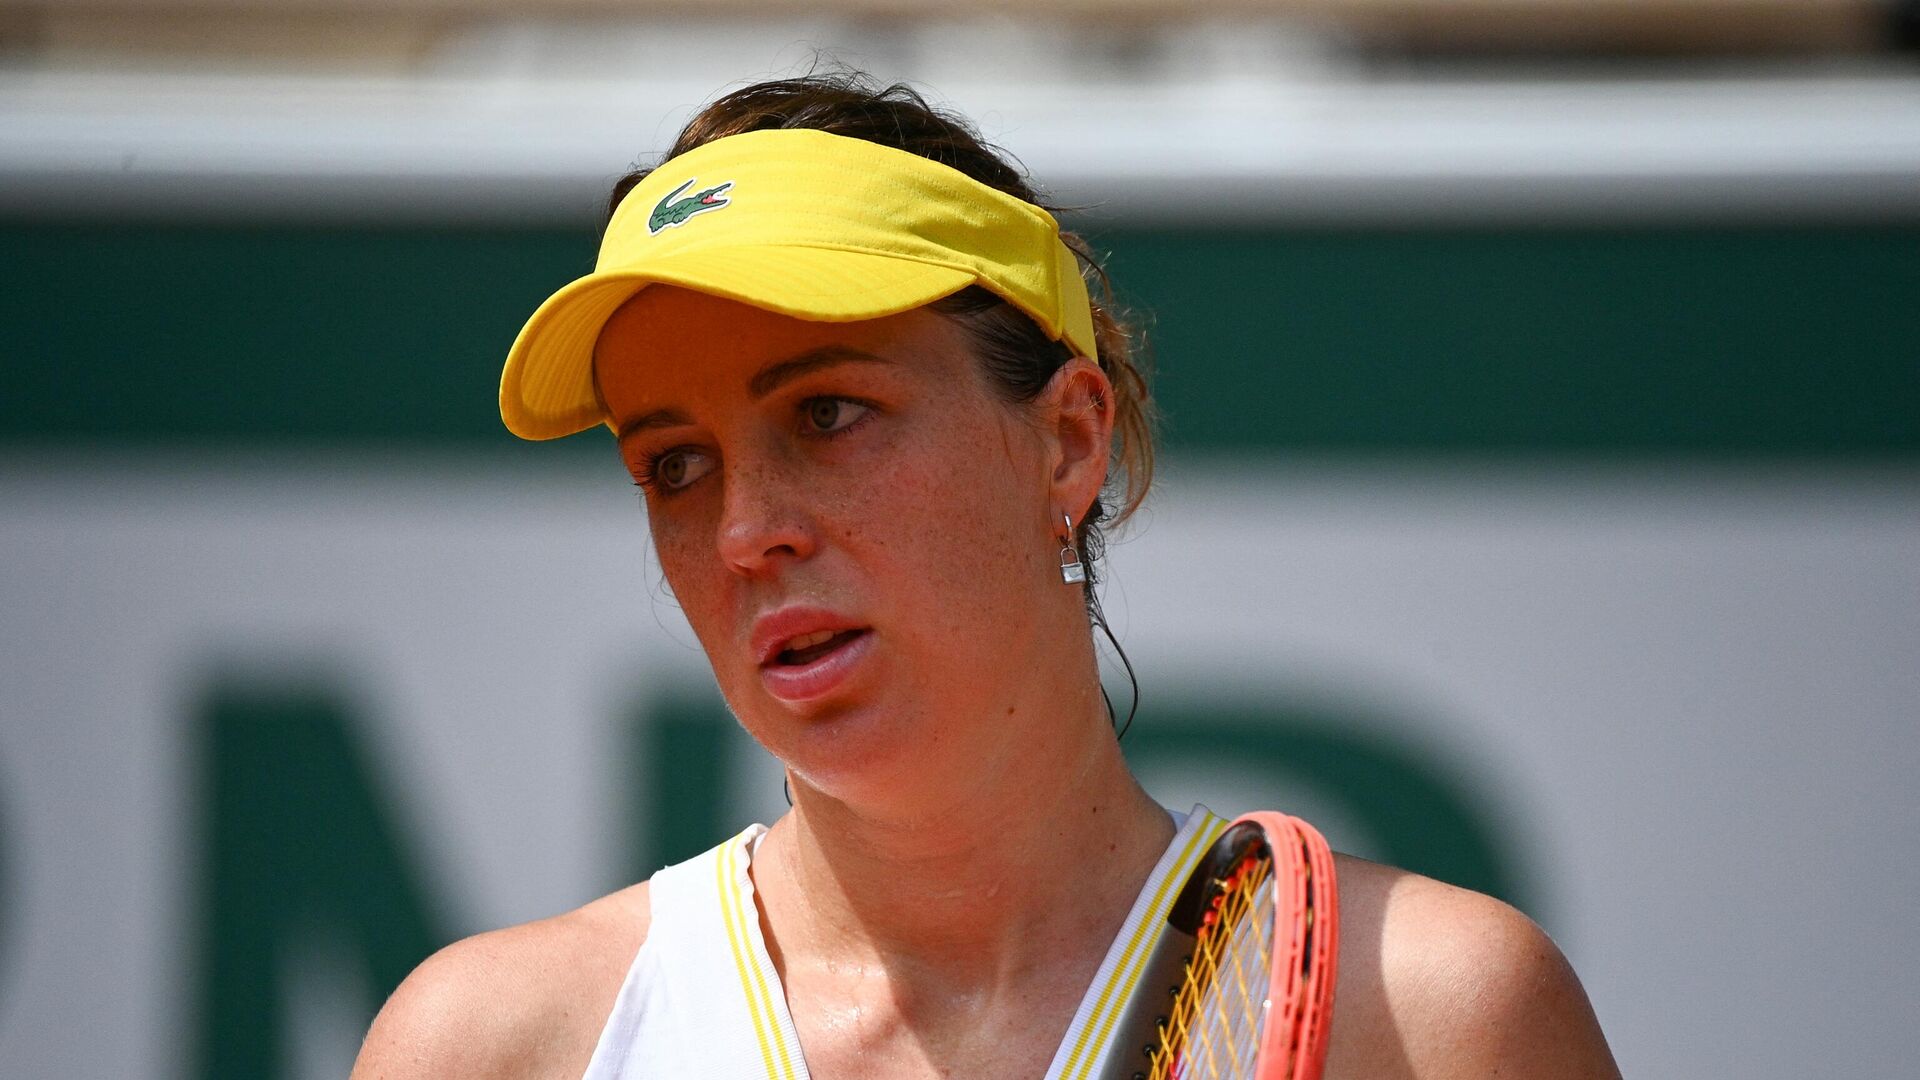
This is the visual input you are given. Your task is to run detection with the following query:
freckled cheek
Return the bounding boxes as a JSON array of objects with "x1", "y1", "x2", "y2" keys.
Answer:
[
  {"x1": 847, "y1": 443, "x2": 1042, "y2": 617},
  {"x1": 645, "y1": 512, "x2": 735, "y2": 625},
  {"x1": 646, "y1": 513, "x2": 697, "y2": 579}
]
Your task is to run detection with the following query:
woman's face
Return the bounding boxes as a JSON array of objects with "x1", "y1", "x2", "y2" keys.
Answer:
[{"x1": 596, "y1": 286, "x2": 1093, "y2": 806}]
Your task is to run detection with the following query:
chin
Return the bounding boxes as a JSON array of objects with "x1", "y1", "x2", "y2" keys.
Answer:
[{"x1": 760, "y1": 695, "x2": 952, "y2": 808}]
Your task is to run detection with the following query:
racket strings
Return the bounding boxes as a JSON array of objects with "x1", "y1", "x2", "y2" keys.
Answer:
[{"x1": 1146, "y1": 854, "x2": 1276, "y2": 1080}]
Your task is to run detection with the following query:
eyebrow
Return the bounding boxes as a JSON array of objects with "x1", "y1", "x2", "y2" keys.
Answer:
[
  {"x1": 616, "y1": 407, "x2": 694, "y2": 440},
  {"x1": 748, "y1": 346, "x2": 893, "y2": 399},
  {"x1": 615, "y1": 346, "x2": 894, "y2": 440}
]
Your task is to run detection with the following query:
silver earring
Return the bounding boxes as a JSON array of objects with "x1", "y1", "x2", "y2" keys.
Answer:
[{"x1": 1058, "y1": 513, "x2": 1086, "y2": 585}]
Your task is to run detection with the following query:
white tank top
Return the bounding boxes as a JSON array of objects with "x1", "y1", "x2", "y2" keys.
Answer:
[{"x1": 580, "y1": 804, "x2": 1230, "y2": 1080}]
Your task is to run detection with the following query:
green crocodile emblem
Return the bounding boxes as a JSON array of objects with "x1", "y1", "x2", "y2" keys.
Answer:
[{"x1": 648, "y1": 178, "x2": 733, "y2": 234}]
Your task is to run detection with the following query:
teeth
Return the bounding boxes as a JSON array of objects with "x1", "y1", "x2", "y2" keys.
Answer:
[{"x1": 783, "y1": 630, "x2": 837, "y2": 653}]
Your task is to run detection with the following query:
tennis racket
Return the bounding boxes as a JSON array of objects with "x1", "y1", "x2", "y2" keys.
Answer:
[{"x1": 1098, "y1": 812, "x2": 1339, "y2": 1080}]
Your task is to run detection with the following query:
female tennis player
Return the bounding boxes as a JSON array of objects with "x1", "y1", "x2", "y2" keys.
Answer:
[{"x1": 351, "y1": 74, "x2": 1620, "y2": 1080}]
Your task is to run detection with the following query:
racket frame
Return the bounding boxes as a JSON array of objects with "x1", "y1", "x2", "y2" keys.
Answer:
[{"x1": 1093, "y1": 812, "x2": 1338, "y2": 1080}]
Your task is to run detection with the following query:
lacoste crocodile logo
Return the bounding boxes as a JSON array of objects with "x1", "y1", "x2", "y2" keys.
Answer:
[{"x1": 648, "y1": 178, "x2": 734, "y2": 234}]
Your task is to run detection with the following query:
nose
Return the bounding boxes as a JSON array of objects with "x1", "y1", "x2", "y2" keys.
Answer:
[{"x1": 715, "y1": 456, "x2": 816, "y2": 576}]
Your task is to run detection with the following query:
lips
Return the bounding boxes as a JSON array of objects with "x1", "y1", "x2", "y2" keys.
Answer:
[{"x1": 751, "y1": 606, "x2": 874, "y2": 703}]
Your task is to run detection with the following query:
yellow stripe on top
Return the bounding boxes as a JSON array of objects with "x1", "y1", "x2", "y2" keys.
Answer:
[
  {"x1": 1055, "y1": 810, "x2": 1231, "y2": 1080},
  {"x1": 716, "y1": 830, "x2": 800, "y2": 1080}
]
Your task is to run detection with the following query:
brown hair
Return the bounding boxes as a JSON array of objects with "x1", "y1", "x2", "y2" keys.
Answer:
[{"x1": 605, "y1": 72, "x2": 1156, "y2": 588}]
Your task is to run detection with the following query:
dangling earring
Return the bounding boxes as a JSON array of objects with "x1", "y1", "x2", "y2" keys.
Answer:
[{"x1": 1058, "y1": 513, "x2": 1087, "y2": 585}]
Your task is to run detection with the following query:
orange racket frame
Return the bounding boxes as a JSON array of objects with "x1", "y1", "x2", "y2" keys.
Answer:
[{"x1": 1248, "y1": 812, "x2": 1339, "y2": 1080}]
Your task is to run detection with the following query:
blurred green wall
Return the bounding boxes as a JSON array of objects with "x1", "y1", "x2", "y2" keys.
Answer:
[{"x1": 7, "y1": 222, "x2": 1917, "y2": 455}]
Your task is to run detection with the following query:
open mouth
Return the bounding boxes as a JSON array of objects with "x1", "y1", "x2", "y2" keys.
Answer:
[{"x1": 771, "y1": 628, "x2": 869, "y2": 668}]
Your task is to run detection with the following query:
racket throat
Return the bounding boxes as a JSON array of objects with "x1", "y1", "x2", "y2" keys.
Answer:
[{"x1": 1093, "y1": 925, "x2": 1198, "y2": 1080}]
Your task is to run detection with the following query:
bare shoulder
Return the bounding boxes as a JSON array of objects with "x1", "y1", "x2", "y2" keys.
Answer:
[
  {"x1": 1324, "y1": 855, "x2": 1621, "y2": 1080},
  {"x1": 349, "y1": 880, "x2": 652, "y2": 1080}
]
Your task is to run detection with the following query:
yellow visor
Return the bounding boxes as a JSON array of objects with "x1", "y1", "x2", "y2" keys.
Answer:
[{"x1": 499, "y1": 127, "x2": 1099, "y2": 440}]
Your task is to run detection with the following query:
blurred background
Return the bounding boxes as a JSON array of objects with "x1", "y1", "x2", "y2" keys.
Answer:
[{"x1": 3, "y1": 1, "x2": 1918, "y2": 1077}]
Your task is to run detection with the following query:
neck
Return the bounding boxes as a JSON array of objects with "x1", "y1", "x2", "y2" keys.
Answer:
[{"x1": 754, "y1": 684, "x2": 1173, "y2": 990}]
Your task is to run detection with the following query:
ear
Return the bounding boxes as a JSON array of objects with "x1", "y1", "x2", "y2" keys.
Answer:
[{"x1": 1038, "y1": 357, "x2": 1116, "y2": 530}]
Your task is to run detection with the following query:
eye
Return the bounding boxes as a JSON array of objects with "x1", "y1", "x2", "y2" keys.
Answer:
[
  {"x1": 638, "y1": 446, "x2": 714, "y2": 494},
  {"x1": 802, "y1": 397, "x2": 872, "y2": 435}
]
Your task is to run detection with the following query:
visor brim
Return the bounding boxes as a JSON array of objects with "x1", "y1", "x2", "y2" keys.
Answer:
[{"x1": 500, "y1": 245, "x2": 978, "y2": 441}]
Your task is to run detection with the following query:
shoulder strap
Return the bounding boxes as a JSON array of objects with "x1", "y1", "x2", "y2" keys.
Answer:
[
  {"x1": 1048, "y1": 806, "x2": 1233, "y2": 1080},
  {"x1": 580, "y1": 826, "x2": 799, "y2": 1080}
]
